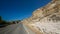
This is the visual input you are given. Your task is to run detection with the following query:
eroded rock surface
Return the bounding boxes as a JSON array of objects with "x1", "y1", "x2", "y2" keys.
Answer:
[{"x1": 22, "y1": 0, "x2": 60, "y2": 34}]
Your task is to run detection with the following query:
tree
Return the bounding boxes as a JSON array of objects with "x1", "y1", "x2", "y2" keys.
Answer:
[
  {"x1": 0, "y1": 16, "x2": 7, "y2": 24},
  {"x1": 0, "y1": 16, "x2": 2, "y2": 23},
  {"x1": 0, "y1": 16, "x2": 2, "y2": 21}
]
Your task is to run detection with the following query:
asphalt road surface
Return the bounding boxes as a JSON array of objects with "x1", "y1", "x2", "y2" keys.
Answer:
[
  {"x1": 0, "y1": 22, "x2": 35, "y2": 34},
  {"x1": 0, "y1": 23, "x2": 28, "y2": 34}
]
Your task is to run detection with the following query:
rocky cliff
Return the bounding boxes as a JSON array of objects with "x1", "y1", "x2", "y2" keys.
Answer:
[{"x1": 22, "y1": 0, "x2": 60, "y2": 34}]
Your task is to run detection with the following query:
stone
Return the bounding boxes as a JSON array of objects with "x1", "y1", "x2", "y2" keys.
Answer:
[{"x1": 22, "y1": 0, "x2": 60, "y2": 34}]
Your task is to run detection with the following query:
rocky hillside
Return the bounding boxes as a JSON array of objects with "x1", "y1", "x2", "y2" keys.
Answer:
[{"x1": 22, "y1": 0, "x2": 60, "y2": 34}]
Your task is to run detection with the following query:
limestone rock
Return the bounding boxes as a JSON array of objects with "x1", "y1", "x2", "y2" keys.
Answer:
[{"x1": 22, "y1": 0, "x2": 60, "y2": 34}]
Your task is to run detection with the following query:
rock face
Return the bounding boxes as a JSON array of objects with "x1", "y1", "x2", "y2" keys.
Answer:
[{"x1": 22, "y1": 0, "x2": 60, "y2": 34}]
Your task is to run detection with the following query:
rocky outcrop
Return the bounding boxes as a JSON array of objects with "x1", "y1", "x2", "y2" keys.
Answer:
[{"x1": 22, "y1": 0, "x2": 60, "y2": 34}]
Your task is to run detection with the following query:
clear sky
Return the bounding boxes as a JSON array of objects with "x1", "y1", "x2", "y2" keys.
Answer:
[{"x1": 0, "y1": 0, "x2": 51, "y2": 21}]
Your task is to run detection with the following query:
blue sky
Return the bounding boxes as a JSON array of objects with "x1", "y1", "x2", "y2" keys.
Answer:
[{"x1": 0, "y1": 0, "x2": 51, "y2": 21}]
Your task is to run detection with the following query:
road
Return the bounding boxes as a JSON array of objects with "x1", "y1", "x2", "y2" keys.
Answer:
[
  {"x1": 0, "y1": 23, "x2": 28, "y2": 34},
  {"x1": 0, "y1": 22, "x2": 35, "y2": 34}
]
